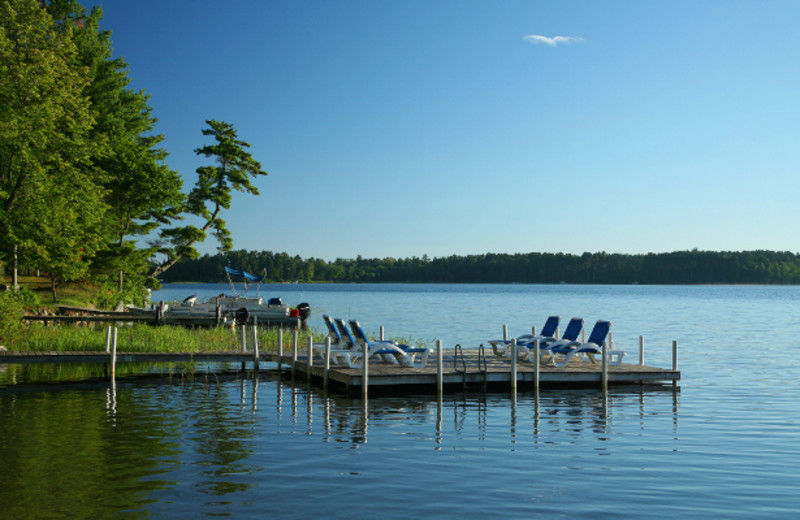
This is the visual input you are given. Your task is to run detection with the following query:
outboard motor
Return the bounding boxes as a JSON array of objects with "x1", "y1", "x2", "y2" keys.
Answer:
[
  {"x1": 235, "y1": 307, "x2": 250, "y2": 326},
  {"x1": 296, "y1": 302, "x2": 311, "y2": 327}
]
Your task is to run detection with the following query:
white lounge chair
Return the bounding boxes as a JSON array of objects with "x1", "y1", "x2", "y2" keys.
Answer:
[
  {"x1": 528, "y1": 317, "x2": 584, "y2": 363},
  {"x1": 549, "y1": 320, "x2": 625, "y2": 367},
  {"x1": 322, "y1": 318, "x2": 405, "y2": 368},
  {"x1": 311, "y1": 315, "x2": 345, "y2": 360},
  {"x1": 488, "y1": 315, "x2": 560, "y2": 358},
  {"x1": 348, "y1": 320, "x2": 433, "y2": 368}
]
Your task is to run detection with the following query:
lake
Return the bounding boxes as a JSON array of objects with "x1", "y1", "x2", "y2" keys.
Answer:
[{"x1": 2, "y1": 284, "x2": 799, "y2": 518}]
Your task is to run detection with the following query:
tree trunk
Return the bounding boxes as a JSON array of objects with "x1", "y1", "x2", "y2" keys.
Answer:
[
  {"x1": 12, "y1": 244, "x2": 18, "y2": 289},
  {"x1": 149, "y1": 207, "x2": 221, "y2": 279}
]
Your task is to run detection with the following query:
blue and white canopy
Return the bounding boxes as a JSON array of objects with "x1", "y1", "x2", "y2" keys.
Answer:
[{"x1": 224, "y1": 266, "x2": 265, "y2": 283}]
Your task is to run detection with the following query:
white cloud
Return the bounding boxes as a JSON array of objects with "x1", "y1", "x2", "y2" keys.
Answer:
[{"x1": 523, "y1": 35, "x2": 584, "y2": 47}]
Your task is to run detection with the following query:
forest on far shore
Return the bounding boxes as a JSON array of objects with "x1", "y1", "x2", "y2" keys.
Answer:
[{"x1": 158, "y1": 249, "x2": 800, "y2": 285}]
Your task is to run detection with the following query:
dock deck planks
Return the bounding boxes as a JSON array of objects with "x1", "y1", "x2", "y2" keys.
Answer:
[{"x1": 1, "y1": 348, "x2": 679, "y2": 389}]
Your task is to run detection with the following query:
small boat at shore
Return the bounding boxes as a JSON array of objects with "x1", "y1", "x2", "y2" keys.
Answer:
[
  {"x1": 135, "y1": 267, "x2": 311, "y2": 327},
  {"x1": 165, "y1": 293, "x2": 310, "y2": 326}
]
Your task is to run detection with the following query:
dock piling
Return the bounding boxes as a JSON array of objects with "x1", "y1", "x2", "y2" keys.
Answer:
[
  {"x1": 639, "y1": 335, "x2": 645, "y2": 366},
  {"x1": 109, "y1": 326, "x2": 118, "y2": 380},
  {"x1": 534, "y1": 338, "x2": 540, "y2": 391},
  {"x1": 510, "y1": 339, "x2": 518, "y2": 394},
  {"x1": 436, "y1": 339, "x2": 443, "y2": 396},
  {"x1": 241, "y1": 324, "x2": 247, "y2": 372},
  {"x1": 292, "y1": 329, "x2": 298, "y2": 375},
  {"x1": 252, "y1": 318, "x2": 259, "y2": 371},
  {"x1": 380, "y1": 326, "x2": 384, "y2": 341},
  {"x1": 277, "y1": 328, "x2": 284, "y2": 372},
  {"x1": 362, "y1": 336, "x2": 369, "y2": 400},
  {"x1": 601, "y1": 340, "x2": 608, "y2": 389},
  {"x1": 105, "y1": 326, "x2": 112, "y2": 353},
  {"x1": 323, "y1": 336, "x2": 331, "y2": 393},
  {"x1": 672, "y1": 340, "x2": 678, "y2": 388}
]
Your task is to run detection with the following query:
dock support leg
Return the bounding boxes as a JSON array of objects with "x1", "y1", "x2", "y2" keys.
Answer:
[
  {"x1": 307, "y1": 336, "x2": 314, "y2": 383},
  {"x1": 104, "y1": 325, "x2": 112, "y2": 378},
  {"x1": 323, "y1": 337, "x2": 331, "y2": 394},
  {"x1": 109, "y1": 327, "x2": 118, "y2": 380},
  {"x1": 436, "y1": 340, "x2": 443, "y2": 397},
  {"x1": 105, "y1": 326, "x2": 112, "y2": 353},
  {"x1": 277, "y1": 328, "x2": 284, "y2": 373},
  {"x1": 601, "y1": 340, "x2": 608, "y2": 390},
  {"x1": 639, "y1": 335, "x2": 645, "y2": 366},
  {"x1": 241, "y1": 325, "x2": 247, "y2": 372},
  {"x1": 534, "y1": 338, "x2": 540, "y2": 392},
  {"x1": 292, "y1": 329, "x2": 298, "y2": 378},
  {"x1": 511, "y1": 339, "x2": 517, "y2": 395},
  {"x1": 362, "y1": 338, "x2": 368, "y2": 400},
  {"x1": 252, "y1": 318, "x2": 259, "y2": 372},
  {"x1": 672, "y1": 340, "x2": 678, "y2": 388}
]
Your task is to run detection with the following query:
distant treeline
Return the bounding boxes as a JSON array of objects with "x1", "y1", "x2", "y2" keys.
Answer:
[{"x1": 158, "y1": 249, "x2": 800, "y2": 285}]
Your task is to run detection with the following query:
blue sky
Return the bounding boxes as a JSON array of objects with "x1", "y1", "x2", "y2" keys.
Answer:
[{"x1": 92, "y1": 0, "x2": 800, "y2": 261}]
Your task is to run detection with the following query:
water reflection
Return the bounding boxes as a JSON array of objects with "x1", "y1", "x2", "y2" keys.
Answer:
[
  {"x1": 105, "y1": 376, "x2": 117, "y2": 420},
  {"x1": 0, "y1": 374, "x2": 681, "y2": 518},
  {"x1": 262, "y1": 378, "x2": 680, "y2": 451},
  {"x1": 261, "y1": 379, "x2": 682, "y2": 454}
]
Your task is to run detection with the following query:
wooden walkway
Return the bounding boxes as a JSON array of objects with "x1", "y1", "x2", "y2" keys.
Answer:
[
  {"x1": 0, "y1": 348, "x2": 680, "y2": 391},
  {"x1": 297, "y1": 348, "x2": 678, "y2": 390}
]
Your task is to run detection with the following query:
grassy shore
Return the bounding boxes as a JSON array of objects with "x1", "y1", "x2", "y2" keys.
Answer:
[
  {"x1": 0, "y1": 276, "x2": 321, "y2": 352},
  {"x1": 4, "y1": 322, "x2": 320, "y2": 353}
]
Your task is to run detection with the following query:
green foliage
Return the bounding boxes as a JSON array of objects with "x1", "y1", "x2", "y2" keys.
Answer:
[
  {"x1": 0, "y1": 0, "x2": 103, "y2": 281},
  {"x1": 160, "y1": 249, "x2": 800, "y2": 285},
  {"x1": 151, "y1": 120, "x2": 267, "y2": 278},
  {"x1": 1, "y1": 2, "x2": 272, "y2": 301},
  {"x1": 0, "y1": 288, "x2": 38, "y2": 332},
  {"x1": 44, "y1": 1, "x2": 185, "y2": 298}
]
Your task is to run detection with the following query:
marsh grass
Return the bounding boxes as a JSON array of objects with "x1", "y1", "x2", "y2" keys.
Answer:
[
  {"x1": 0, "y1": 322, "x2": 429, "y2": 385},
  {"x1": 3, "y1": 323, "x2": 324, "y2": 353},
  {"x1": 0, "y1": 323, "x2": 325, "y2": 385}
]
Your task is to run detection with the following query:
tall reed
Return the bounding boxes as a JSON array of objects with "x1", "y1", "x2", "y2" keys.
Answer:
[{"x1": 4, "y1": 323, "x2": 324, "y2": 353}]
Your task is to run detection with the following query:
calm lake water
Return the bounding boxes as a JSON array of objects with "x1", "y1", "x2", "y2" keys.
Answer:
[{"x1": 2, "y1": 284, "x2": 800, "y2": 518}]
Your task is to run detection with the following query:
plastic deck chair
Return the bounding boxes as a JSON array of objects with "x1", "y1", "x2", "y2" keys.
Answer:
[
  {"x1": 525, "y1": 317, "x2": 584, "y2": 362},
  {"x1": 348, "y1": 319, "x2": 433, "y2": 368},
  {"x1": 549, "y1": 320, "x2": 624, "y2": 367},
  {"x1": 488, "y1": 315, "x2": 561, "y2": 358}
]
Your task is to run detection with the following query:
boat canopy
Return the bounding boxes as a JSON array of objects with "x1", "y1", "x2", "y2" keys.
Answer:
[{"x1": 224, "y1": 266, "x2": 266, "y2": 283}]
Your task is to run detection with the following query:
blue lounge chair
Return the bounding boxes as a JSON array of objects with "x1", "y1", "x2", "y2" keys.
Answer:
[
  {"x1": 310, "y1": 315, "x2": 346, "y2": 360},
  {"x1": 549, "y1": 320, "x2": 624, "y2": 367},
  {"x1": 488, "y1": 316, "x2": 560, "y2": 358},
  {"x1": 326, "y1": 318, "x2": 407, "y2": 368},
  {"x1": 522, "y1": 317, "x2": 584, "y2": 362},
  {"x1": 348, "y1": 319, "x2": 433, "y2": 368}
]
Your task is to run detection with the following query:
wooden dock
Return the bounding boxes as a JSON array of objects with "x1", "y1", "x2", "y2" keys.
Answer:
[
  {"x1": 300, "y1": 351, "x2": 679, "y2": 389},
  {"x1": 0, "y1": 347, "x2": 680, "y2": 393}
]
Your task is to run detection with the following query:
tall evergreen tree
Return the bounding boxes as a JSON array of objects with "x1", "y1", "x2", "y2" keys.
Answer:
[
  {"x1": 151, "y1": 120, "x2": 267, "y2": 278},
  {"x1": 44, "y1": 0, "x2": 185, "y2": 298}
]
